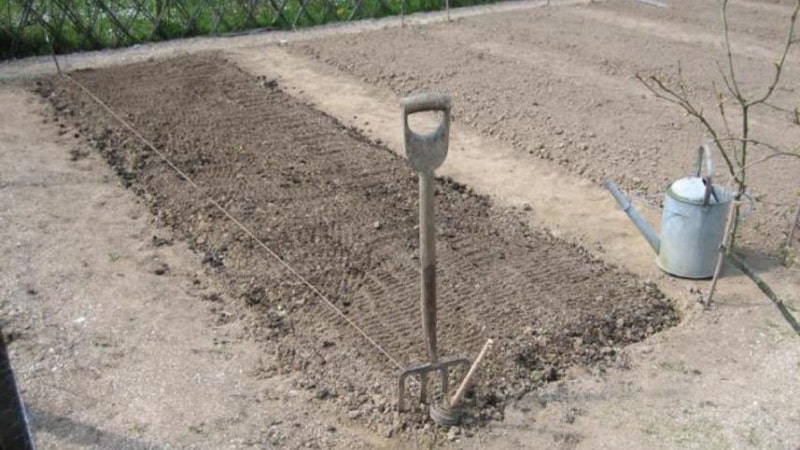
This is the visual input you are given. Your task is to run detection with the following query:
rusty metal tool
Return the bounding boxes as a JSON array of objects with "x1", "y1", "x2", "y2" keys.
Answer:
[{"x1": 397, "y1": 93, "x2": 470, "y2": 423}]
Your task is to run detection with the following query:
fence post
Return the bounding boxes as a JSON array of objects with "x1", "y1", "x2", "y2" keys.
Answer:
[{"x1": 153, "y1": 0, "x2": 168, "y2": 38}]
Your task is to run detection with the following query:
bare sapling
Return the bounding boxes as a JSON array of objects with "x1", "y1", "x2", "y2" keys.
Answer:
[{"x1": 637, "y1": 0, "x2": 800, "y2": 333}]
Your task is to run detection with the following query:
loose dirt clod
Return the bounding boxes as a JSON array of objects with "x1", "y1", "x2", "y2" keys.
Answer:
[{"x1": 43, "y1": 53, "x2": 677, "y2": 432}]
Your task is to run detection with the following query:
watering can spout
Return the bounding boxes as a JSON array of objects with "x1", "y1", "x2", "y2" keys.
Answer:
[{"x1": 603, "y1": 180, "x2": 661, "y2": 254}]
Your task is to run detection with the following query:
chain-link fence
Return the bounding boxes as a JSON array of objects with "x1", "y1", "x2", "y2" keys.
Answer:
[{"x1": 0, "y1": 0, "x2": 491, "y2": 59}]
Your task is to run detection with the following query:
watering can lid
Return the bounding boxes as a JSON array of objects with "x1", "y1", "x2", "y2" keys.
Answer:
[{"x1": 670, "y1": 177, "x2": 718, "y2": 204}]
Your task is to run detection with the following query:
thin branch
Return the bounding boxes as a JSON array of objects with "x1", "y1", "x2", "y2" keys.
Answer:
[
  {"x1": 712, "y1": 79, "x2": 734, "y2": 139},
  {"x1": 707, "y1": 200, "x2": 738, "y2": 308},
  {"x1": 760, "y1": 101, "x2": 795, "y2": 115},
  {"x1": 748, "y1": 0, "x2": 800, "y2": 107},
  {"x1": 637, "y1": 73, "x2": 737, "y2": 177},
  {"x1": 712, "y1": 138, "x2": 800, "y2": 182},
  {"x1": 736, "y1": 151, "x2": 800, "y2": 178},
  {"x1": 676, "y1": 61, "x2": 690, "y2": 99},
  {"x1": 714, "y1": 59, "x2": 737, "y2": 100},
  {"x1": 720, "y1": 0, "x2": 743, "y2": 100},
  {"x1": 716, "y1": 136, "x2": 799, "y2": 156},
  {"x1": 759, "y1": 101, "x2": 800, "y2": 125}
]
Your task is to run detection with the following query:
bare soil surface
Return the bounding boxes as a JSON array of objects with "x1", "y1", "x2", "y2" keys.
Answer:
[
  {"x1": 292, "y1": 0, "x2": 800, "y2": 255},
  {"x1": 40, "y1": 53, "x2": 675, "y2": 436},
  {"x1": 0, "y1": 88, "x2": 388, "y2": 449}
]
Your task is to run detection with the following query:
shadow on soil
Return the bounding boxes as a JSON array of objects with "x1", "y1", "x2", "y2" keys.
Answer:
[
  {"x1": 733, "y1": 247, "x2": 792, "y2": 274},
  {"x1": 30, "y1": 408, "x2": 165, "y2": 450}
]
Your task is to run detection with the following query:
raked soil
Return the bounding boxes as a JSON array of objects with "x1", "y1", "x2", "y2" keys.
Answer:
[
  {"x1": 292, "y1": 0, "x2": 800, "y2": 256},
  {"x1": 40, "y1": 53, "x2": 675, "y2": 436}
]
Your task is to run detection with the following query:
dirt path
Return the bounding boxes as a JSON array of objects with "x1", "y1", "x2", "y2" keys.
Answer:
[
  {"x1": 0, "y1": 88, "x2": 388, "y2": 449},
  {"x1": 231, "y1": 46, "x2": 670, "y2": 292}
]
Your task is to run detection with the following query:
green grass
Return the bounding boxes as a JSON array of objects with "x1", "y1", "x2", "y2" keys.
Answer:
[{"x1": 1, "y1": 0, "x2": 496, "y2": 59}]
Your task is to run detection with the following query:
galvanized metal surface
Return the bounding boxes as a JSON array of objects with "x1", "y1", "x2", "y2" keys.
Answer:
[
  {"x1": 657, "y1": 184, "x2": 731, "y2": 278},
  {"x1": 397, "y1": 357, "x2": 470, "y2": 412},
  {"x1": 603, "y1": 180, "x2": 660, "y2": 254},
  {"x1": 604, "y1": 146, "x2": 733, "y2": 279}
]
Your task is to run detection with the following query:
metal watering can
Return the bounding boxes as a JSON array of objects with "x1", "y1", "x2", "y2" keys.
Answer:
[{"x1": 604, "y1": 145, "x2": 733, "y2": 279}]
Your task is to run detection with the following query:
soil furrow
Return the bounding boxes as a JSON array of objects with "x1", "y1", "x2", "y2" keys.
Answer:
[{"x1": 43, "y1": 53, "x2": 677, "y2": 430}]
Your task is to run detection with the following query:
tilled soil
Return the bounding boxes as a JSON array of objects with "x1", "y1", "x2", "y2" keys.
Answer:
[
  {"x1": 41, "y1": 53, "x2": 675, "y2": 433},
  {"x1": 292, "y1": 0, "x2": 800, "y2": 255}
]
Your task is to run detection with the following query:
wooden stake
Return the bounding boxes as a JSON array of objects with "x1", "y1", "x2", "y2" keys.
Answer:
[
  {"x1": 449, "y1": 339, "x2": 494, "y2": 408},
  {"x1": 706, "y1": 200, "x2": 738, "y2": 307}
]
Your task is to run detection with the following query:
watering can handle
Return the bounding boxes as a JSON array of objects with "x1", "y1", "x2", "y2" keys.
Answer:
[
  {"x1": 401, "y1": 93, "x2": 451, "y2": 173},
  {"x1": 702, "y1": 176, "x2": 714, "y2": 207},
  {"x1": 695, "y1": 144, "x2": 714, "y2": 177},
  {"x1": 696, "y1": 144, "x2": 717, "y2": 206}
]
